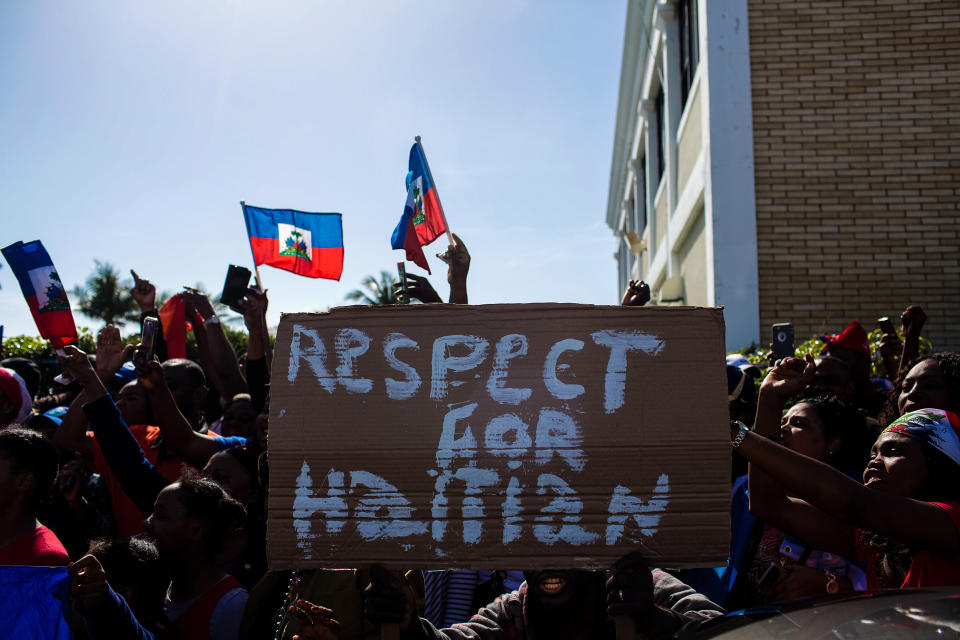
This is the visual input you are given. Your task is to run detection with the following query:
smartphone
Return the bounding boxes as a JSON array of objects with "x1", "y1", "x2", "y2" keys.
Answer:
[
  {"x1": 397, "y1": 262, "x2": 408, "y2": 304},
  {"x1": 140, "y1": 316, "x2": 159, "y2": 363},
  {"x1": 771, "y1": 323, "x2": 795, "y2": 359},
  {"x1": 878, "y1": 316, "x2": 896, "y2": 335},
  {"x1": 219, "y1": 265, "x2": 252, "y2": 308}
]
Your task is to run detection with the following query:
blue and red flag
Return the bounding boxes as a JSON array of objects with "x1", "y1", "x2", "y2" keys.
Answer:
[
  {"x1": 391, "y1": 142, "x2": 448, "y2": 272},
  {"x1": 242, "y1": 204, "x2": 344, "y2": 280},
  {"x1": 0, "y1": 566, "x2": 71, "y2": 639},
  {"x1": 1, "y1": 241, "x2": 78, "y2": 350}
]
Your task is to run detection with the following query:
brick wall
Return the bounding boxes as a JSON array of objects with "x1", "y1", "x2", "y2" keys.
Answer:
[{"x1": 748, "y1": 0, "x2": 960, "y2": 351}]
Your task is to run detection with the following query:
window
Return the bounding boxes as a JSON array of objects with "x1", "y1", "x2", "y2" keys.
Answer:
[
  {"x1": 655, "y1": 87, "x2": 665, "y2": 183},
  {"x1": 617, "y1": 243, "x2": 630, "y2": 294},
  {"x1": 679, "y1": 0, "x2": 700, "y2": 108},
  {"x1": 634, "y1": 155, "x2": 647, "y2": 231}
]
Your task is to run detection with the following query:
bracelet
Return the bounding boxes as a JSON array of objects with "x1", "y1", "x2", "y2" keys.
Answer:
[
  {"x1": 825, "y1": 570, "x2": 839, "y2": 594},
  {"x1": 731, "y1": 421, "x2": 749, "y2": 449}
]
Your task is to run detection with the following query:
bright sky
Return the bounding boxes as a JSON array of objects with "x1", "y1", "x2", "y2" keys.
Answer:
[{"x1": 0, "y1": 1, "x2": 626, "y2": 337}]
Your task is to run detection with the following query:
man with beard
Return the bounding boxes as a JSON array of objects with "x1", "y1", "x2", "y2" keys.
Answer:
[{"x1": 362, "y1": 553, "x2": 723, "y2": 640}]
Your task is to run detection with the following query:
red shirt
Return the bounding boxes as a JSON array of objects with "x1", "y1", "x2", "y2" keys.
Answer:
[
  {"x1": 89, "y1": 425, "x2": 185, "y2": 537},
  {"x1": 0, "y1": 525, "x2": 70, "y2": 566},
  {"x1": 857, "y1": 501, "x2": 960, "y2": 588}
]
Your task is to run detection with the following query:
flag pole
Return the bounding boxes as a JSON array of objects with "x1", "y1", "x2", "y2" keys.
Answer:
[
  {"x1": 414, "y1": 136, "x2": 456, "y2": 247},
  {"x1": 241, "y1": 200, "x2": 265, "y2": 291}
]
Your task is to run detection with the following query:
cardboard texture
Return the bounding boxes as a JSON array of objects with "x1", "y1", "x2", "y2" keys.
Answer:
[{"x1": 267, "y1": 304, "x2": 730, "y2": 570}]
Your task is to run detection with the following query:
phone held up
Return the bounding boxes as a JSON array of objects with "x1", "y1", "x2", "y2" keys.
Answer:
[
  {"x1": 771, "y1": 322, "x2": 795, "y2": 360},
  {"x1": 397, "y1": 262, "x2": 408, "y2": 304},
  {"x1": 137, "y1": 316, "x2": 159, "y2": 365},
  {"x1": 878, "y1": 316, "x2": 896, "y2": 335},
  {"x1": 220, "y1": 265, "x2": 252, "y2": 309}
]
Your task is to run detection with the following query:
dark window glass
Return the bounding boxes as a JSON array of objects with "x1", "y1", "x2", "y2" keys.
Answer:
[
  {"x1": 679, "y1": 0, "x2": 700, "y2": 108},
  {"x1": 635, "y1": 155, "x2": 647, "y2": 231},
  {"x1": 655, "y1": 87, "x2": 665, "y2": 183}
]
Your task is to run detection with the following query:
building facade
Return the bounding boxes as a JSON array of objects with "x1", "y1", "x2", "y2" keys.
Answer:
[{"x1": 607, "y1": 0, "x2": 960, "y2": 352}]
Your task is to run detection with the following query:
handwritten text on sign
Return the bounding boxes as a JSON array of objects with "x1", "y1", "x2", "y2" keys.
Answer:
[{"x1": 267, "y1": 305, "x2": 729, "y2": 569}]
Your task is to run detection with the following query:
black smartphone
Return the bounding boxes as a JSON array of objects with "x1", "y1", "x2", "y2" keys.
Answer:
[
  {"x1": 771, "y1": 323, "x2": 795, "y2": 359},
  {"x1": 397, "y1": 261, "x2": 408, "y2": 304},
  {"x1": 220, "y1": 265, "x2": 252, "y2": 308},
  {"x1": 140, "y1": 316, "x2": 159, "y2": 363},
  {"x1": 878, "y1": 317, "x2": 896, "y2": 335}
]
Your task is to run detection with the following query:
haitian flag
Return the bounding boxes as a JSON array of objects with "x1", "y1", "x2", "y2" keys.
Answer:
[
  {"x1": 0, "y1": 566, "x2": 71, "y2": 640},
  {"x1": 391, "y1": 142, "x2": 448, "y2": 272},
  {"x1": 391, "y1": 180, "x2": 432, "y2": 273},
  {"x1": 1, "y1": 241, "x2": 78, "y2": 350},
  {"x1": 242, "y1": 205, "x2": 344, "y2": 280}
]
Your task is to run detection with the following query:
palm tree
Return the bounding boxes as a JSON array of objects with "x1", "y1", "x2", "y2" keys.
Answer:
[
  {"x1": 71, "y1": 260, "x2": 140, "y2": 326},
  {"x1": 345, "y1": 270, "x2": 400, "y2": 306}
]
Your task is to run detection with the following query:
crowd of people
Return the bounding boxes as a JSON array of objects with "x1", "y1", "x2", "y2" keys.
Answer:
[{"x1": 1, "y1": 237, "x2": 959, "y2": 639}]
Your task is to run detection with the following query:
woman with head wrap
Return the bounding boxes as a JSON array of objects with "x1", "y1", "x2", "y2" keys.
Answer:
[
  {"x1": 735, "y1": 355, "x2": 960, "y2": 589},
  {"x1": 0, "y1": 366, "x2": 34, "y2": 427}
]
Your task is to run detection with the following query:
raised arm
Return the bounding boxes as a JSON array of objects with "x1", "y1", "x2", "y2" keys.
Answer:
[
  {"x1": 135, "y1": 353, "x2": 225, "y2": 469},
  {"x1": 440, "y1": 233, "x2": 469, "y2": 305},
  {"x1": 898, "y1": 305, "x2": 927, "y2": 381},
  {"x1": 52, "y1": 325, "x2": 131, "y2": 458},
  {"x1": 737, "y1": 424, "x2": 960, "y2": 556},
  {"x1": 58, "y1": 346, "x2": 169, "y2": 515},
  {"x1": 52, "y1": 390, "x2": 93, "y2": 458},
  {"x1": 745, "y1": 356, "x2": 856, "y2": 555},
  {"x1": 620, "y1": 280, "x2": 651, "y2": 307},
  {"x1": 184, "y1": 289, "x2": 247, "y2": 404},
  {"x1": 130, "y1": 270, "x2": 168, "y2": 362},
  {"x1": 236, "y1": 287, "x2": 272, "y2": 376}
]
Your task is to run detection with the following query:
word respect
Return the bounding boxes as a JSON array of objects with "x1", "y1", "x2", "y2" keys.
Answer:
[{"x1": 287, "y1": 325, "x2": 665, "y2": 413}]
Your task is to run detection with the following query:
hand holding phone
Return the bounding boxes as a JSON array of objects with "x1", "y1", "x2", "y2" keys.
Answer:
[
  {"x1": 137, "y1": 317, "x2": 159, "y2": 366},
  {"x1": 771, "y1": 323, "x2": 795, "y2": 360},
  {"x1": 220, "y1": 265, "x2": 252, "y2": 309},
  {"x1": 396, "y1": 262, "x2": 408, "y2": 304},
  {"x1": 877, "y1": 317, "x2": 896, "y2": 335}
]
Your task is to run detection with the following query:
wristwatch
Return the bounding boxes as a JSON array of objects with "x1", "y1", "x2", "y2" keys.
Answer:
[{"x1": 731, "y1": 421, "x2": 749, "y2": 449}]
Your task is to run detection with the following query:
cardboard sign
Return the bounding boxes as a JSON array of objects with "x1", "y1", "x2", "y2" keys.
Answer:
[{"x1": 267, "y1": 304, "x2": 730, "y2": 570}]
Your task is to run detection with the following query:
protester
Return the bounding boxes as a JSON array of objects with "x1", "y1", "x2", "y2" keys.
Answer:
[
  {"x1": 686, "y1": 389, "x2": 870, "y2": 607},
  {"x1": 0, "y1": 366, "x2": 33, "y2": 427},
  {"x1": 736, "y1": 355, "x2": 960, "y2": 588},
  {"x1": 70, "y1": 537, "x2": 170, "y2": 639},
  {"x1": 884, "y1": 352, "x2": 960, "y2": 423},
  {"x1": 620, "y1": 280, "x2": 651, "y2": 307},
  {"x1": 423, "y1": 570, "x2": 524, "y2": 628},
  {"x1": 364, "y1": 553, "x2": 723, "y2": 640},
  {"x1": 53, "y1": 326, "x2": 185, "y2": 537},
  {"x1": 728, "y1": 395, "x2": 869, "y2": 606},
  {"x1": 146, "y1": 475, "x2": 249, "y2": 640},
  {"x1": 1, "y1": 356, "x2": 42, "y2": 403},
  {"x1": 56, "y1": 342, "x2": 266, "y2": 590},
  {"x1": 393, "y1": 233, "x2": 470, "y2": 304},
  {"x1": 0, "y1": 427, "x2": 70, "y2": 566},
  {"x1": 217, "y1": 394, "x2": 258, "y2": 440},
  {"x1": 817, "y1": 321, "x2": 891, "y2": 417}
]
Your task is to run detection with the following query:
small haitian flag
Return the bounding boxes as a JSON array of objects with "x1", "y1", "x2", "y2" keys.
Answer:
[
  {"x1": 391, "y1": 142, "x2": 448, "y2": 273},
  {"x1": 0, "y1": 566, "x2": 71, "y2": 639},
  {"x1": 1, "y1": 241, "x2": 78, "y2": 350},
  {"x1": 242, "y1": 204, "x2": 344, "y2": 280}
]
